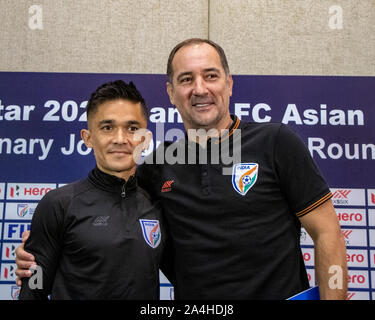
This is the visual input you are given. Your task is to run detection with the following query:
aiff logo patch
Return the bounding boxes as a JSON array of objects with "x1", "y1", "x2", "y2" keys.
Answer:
[{"x1": 232, "y1": 163, "x2": 258, "y2": 196}]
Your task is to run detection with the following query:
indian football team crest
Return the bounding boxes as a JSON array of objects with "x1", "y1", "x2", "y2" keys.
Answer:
[
  {"x1": 232, "y1": 163, "x2": 259, "y2": 196},
  {"x1": 139, "y1": 219, "x2": 161, "y2": 248}
]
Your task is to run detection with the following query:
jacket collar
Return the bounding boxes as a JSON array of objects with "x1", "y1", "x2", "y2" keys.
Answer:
[{"x1": 88, "y1": 166, "x2": 137, "y2": 197}]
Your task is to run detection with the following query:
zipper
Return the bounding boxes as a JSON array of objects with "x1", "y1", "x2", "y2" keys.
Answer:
[{"x1": 121, "y1": 184, "x2": 126, "y2": 198}]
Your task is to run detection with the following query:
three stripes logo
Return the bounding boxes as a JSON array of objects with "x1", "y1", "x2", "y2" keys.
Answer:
[{"x1": 161, "y1": 180, "x2": 174, "y2": 193}]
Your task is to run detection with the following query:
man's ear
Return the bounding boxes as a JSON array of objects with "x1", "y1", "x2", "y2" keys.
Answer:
[
  {"x1": 166, "y1": 82, "x2": 175, "y2": 105},
  {"x1": 80, "y1": 129, "x2": 93, "y2": 148},
  {"x1": 227, "y1": 74, "x2": 233, "y2": 97}
]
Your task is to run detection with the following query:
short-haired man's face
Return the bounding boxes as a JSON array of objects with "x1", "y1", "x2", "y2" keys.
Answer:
[
  {"x1": 167, "y1": 43, "x2": 233, "y2": 131},
  {"x1": 81, "y1": 99, "x2": 149, "y2": 180}
]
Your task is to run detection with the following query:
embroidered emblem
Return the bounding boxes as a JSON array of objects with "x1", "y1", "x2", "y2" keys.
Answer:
[
  {"x1": 232, "y1": 163, "x2": 258, "y2": 196},
  {"x1": 139, "y1": 219, "x2": 161, "y2": 248},
  {"x1": 93, "y1": 216, "x2": 110, "y2": 226},
  {"x1": 161, "y1": 180, "x2": 174, "y2": 193}
]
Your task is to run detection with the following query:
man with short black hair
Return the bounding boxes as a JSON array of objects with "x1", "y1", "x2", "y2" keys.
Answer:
[{"x1": 18, "y1": 80, "x2": 164, "y2": 299}]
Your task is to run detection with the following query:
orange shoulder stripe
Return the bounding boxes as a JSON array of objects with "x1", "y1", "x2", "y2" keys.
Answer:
[{"x1": 296, "y1": 192, "x2": 333, "y2": 218}]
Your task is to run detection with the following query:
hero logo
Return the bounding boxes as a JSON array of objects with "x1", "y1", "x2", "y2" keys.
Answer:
[
  {"x1": 347, "y1": 271, "x2": 368, "y2": 289},
  {"x1": 367, "y1": 189, "x2": 375, "y2": 206},
  {"x1": 4, "y1": 223, "x2": 31, "y2": 240},
  {"x1": 2, "y1": 243, "x2": 18, "y2": 260},
  {"x1": 306, "y1": 270, "x2": 315, "y2": 287},
  {"x1": 346, "y1": 250, "x2": 367, "y2": 267},
  {"x1": 330, "y1": 188, "x2": 365, "y2": 206},
  {"x1": 301, "y1": 248, "x2": 314, "y2": 266},
  {"x1": 7, "y1": 183, "x2": 56, "y2": 200},
  {"x1": 336, "y1": 209, "x2": 365, "y2": 227},
  {"x1": 0, "y1": 183, "x2": 4, "y2": 199},
  {"x1": 1, "y1": 264, "x2": 16, "y2": 281}
]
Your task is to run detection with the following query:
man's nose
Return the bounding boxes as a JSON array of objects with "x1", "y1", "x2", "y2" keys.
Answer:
[
  {"x1": 192, "y1": 77, "x2": 208, "y2": 95},
  {"x1": 113, "y1": 129, "x2": 128, "y2": 144}
]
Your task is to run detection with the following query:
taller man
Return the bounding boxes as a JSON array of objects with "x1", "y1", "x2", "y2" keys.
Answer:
[{"x1": 138, "y1": 38, "x2": 347, "y2": 300}]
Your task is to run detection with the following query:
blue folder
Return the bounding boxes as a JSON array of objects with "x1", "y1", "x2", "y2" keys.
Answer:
[{"x1": 287, "y1": 286, "x2": 320, "y2": 300}]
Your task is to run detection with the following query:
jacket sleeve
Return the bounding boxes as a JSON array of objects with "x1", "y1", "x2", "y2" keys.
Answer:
[{"x1": 19, "y1": 190, "x2": 65, "y2": 300}]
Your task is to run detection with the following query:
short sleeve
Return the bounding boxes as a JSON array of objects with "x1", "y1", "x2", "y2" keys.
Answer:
[{"x1": 273, "y1": 124, "x2": 332, "y2": 218}]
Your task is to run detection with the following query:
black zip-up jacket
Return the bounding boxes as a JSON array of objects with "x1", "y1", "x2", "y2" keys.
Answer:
[{"x1": 19, "y1": 166, "x2": 165, "y2": 300}]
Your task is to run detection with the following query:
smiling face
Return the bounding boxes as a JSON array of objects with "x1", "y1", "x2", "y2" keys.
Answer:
[
  {"x1": 167, "y1": 42, "x2": 233, "y2": 131},
  {"x1": 81, "y1": 99, "x2": 149, "y2": 180}
]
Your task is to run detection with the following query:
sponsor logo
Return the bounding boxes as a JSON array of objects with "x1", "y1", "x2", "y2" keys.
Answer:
[
  {"x1": 369, "y1": 209, "x2": 375, "y2": 227},
  {"x1": 330, "y1": 188, "x2": 365, "y2": 206},
  {"x1": 300, "y1": 229, "x2": 314, "y2": 246},
  {"x1": 346, "y1": 250, "x2": 368, "y2": 268},
  {"x1": 11, "y1": 286, "x2": 20, "y2": 300},
  {"x1": 370, "y1": 229, "x2": 375, "y2": 247},
  {"x1": 161, "y1": 180, "x2": 174, "y2": 193},
  {"x1": 332, "y1": 189, "x2": 351, "y2": 199},
  {"x1": 139, "y1": 219, "x2": 161, "y2": 248},
  {"x1": 347, "y1": 270, "x2": 369, "y2": 289},
  {"x1": 92, "y1": 216, "x2": 110, "y2": 227},
  {"x1": 232, "y1": 163, "x2": 258, "y2": 196},
  {"x1": 0, "y1": 183, "x2": 5, "y2": 199},
  {"x1": 7, "y1": 183, "x2": 56, "y2": 200},
  {"x1": 306, "y1": 269, "x2": 315, "y2": 287},
  {"x1": 347, "y1": 292, "x2": 370, "y2": 300},
  {"x1": 1, "y1": 264, "x2": 16, "y2": 281},
  {"x1": 2, "y1": 243, "x2": 18, "y2": 260},
  {"x1": 336, "y1": 209, "x2": 366, "y2": 227},
  {"x1": 17, "y1": 204, "x2": 32, "y2": 217},
  {"x1": 3, "y1": 223, "x2": 31, "y2": 240},
  {"x1": 341, "y1": 229, "x2": 367, "y2": 247},
  {"x1": 371, "y1": 251, "x2": 375, "y2": 268},
  {"x1": 367, "y1": 189, "x2": 375, "y2": 206},
  {"x1": 170, "y1": 287, "x2": 174, "y2": 300},
  {"x1": 5, "y1": 203, "x2": 37, "y2": 220},
  {"x1": 301, "y1": 248, "x2": 314, "y2": 266}
]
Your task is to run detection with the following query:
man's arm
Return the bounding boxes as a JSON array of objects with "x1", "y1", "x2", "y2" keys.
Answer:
[
  {"x1": 299, "y1": 200, "x2": 348, "y2": 300},
  {"x1": 18, "y1": 192, "x2": 64, "y2": 300}
]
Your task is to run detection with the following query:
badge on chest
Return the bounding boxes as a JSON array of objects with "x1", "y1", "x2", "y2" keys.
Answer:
[
  {"x1": 231, "y1": 163, "x2": 259, "y2": 196},
  {"x1": 139, "y1": 219, "x2": 161, "y2": 248}
]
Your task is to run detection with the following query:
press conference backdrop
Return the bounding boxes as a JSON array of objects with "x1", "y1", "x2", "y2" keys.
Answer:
[{"x1": 0, "y1": 72, "x2": 374, "y2": 300}]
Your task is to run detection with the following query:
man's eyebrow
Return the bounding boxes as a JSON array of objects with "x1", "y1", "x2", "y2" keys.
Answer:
[
  {"x1": 98, "y1": 119, "x2": 114, "y2": 126},
  {"x1": 176, "y1": 68, "x2": 222, "y2": 81},
  {"x1": 203, "y1": 67, "x2": 221, "y2": 74},
  {"x1": 127, "y1": 120, "x2": 141, "y2": 126},
  {"x1": 98, "y1": 119, "x2": 142, "y2": 126}
]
